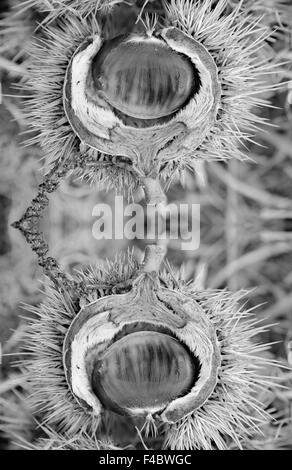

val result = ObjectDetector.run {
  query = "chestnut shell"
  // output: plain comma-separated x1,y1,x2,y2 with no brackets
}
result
91,330,197,414
92,36,199,120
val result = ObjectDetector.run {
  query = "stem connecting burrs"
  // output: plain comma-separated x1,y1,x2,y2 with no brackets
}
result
12,158,170,296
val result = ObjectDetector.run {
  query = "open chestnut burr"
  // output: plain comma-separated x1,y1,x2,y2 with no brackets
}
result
63,246,220,424
63,26,221,180
7,0,286,450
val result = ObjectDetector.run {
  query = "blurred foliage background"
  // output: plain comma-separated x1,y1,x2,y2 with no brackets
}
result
0,0,291,449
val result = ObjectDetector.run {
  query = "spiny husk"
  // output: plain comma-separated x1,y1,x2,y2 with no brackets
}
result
231,420,292,450
12,0,292,27
19,254,284,449
228,0,292,28
12,0,123,20
0,0,34,61
19,12,141,194
63,27,220,182
4,0,288,192
0,390,34,449
20,427,119,450
163,0,288,166
162,286,284,450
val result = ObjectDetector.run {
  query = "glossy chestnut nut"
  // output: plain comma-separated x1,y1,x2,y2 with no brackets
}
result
91,35,198,120
91,330,196,414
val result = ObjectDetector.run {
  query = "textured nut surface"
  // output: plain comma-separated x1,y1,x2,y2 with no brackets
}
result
91,330,196,414
92,35,197,120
